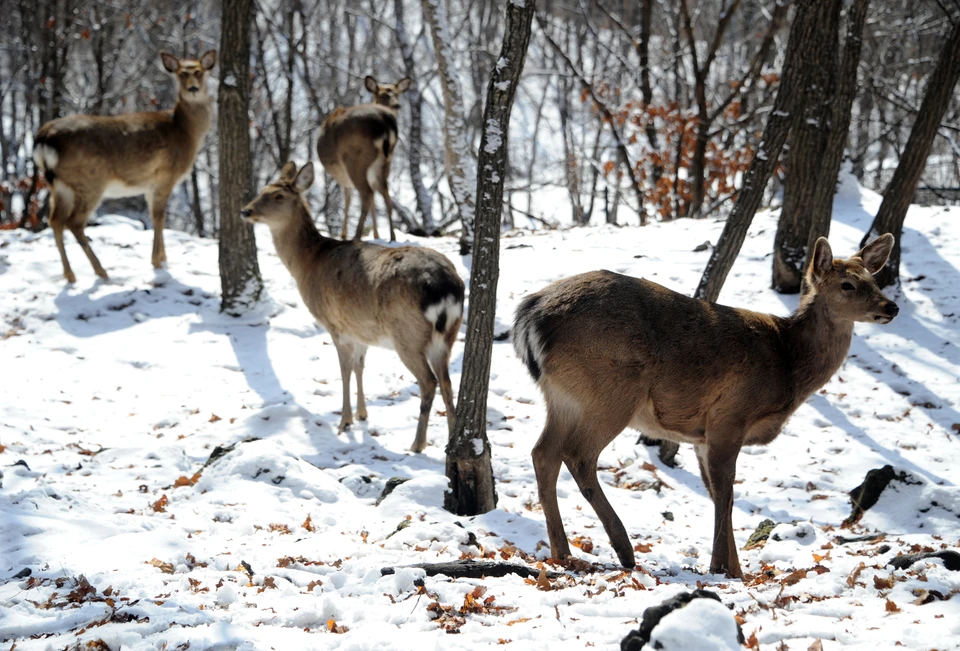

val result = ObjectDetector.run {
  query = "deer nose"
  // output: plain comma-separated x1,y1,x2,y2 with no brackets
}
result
240,208,253,219
884,302,899,317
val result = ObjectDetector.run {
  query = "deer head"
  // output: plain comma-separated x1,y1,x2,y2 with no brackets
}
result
364,76,412,110
161,50,217,103
241,161,314,227
807,233,899,324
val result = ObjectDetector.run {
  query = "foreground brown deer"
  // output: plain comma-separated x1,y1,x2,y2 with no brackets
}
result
513,234,899,578
242,162,463,453
32,50,216,282
317,76,412,242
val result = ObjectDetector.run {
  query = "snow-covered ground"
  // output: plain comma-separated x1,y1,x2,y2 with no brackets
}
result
1,179,958,650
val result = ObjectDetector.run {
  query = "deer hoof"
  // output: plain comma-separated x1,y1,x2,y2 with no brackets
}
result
337,418,353,433
64,270,76,283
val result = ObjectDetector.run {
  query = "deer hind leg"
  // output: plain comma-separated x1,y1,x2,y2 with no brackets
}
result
67,190,107,281
69,222,108,280
397,346,438,453
333,337,357,433
353,344,369,422
375,158,396,242
532,416,572,561
566,447,635,568
49,187,75,283
149,189,171,268
701,440,742,578
340,188,352,240
427,333,457,434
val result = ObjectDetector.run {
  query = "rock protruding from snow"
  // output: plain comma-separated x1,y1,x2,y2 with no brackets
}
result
889,549,960,572
620,589,743,651
846,465,914,525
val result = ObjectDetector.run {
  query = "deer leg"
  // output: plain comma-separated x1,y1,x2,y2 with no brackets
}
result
333,338,356,433
703,441,742,578
49,192,75,283
566,452,635,568
340,188,351,240
352,186,376,240
378,185,396,242
148,190,171,268
398,348,437,453
353,344,368,422
426,338,457,434
695,444,715,501
532,421,571,561
69,224,108,280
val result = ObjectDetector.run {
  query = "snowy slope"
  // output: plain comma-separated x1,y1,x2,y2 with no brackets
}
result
1,181,959,650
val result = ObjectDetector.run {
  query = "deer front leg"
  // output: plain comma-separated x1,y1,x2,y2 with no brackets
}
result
149,189,171,268
333,338,356,432
353,344,368,422
702,440,742,578
52,220,75,283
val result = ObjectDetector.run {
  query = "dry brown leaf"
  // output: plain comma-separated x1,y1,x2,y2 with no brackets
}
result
536,568,552,591
745,629,760,650
874,574,895,590
209,414,222,423
151,494,169,513
807,640,824,651
506,617,531,626
846,562,866,588
302,515,316,532
634,542,653,554
147,558,174,574
885,598,900,613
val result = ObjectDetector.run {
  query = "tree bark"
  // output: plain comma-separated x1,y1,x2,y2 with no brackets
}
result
800,0,871,290
695,0,821,303
394,0,435,234
422,0,477,254
218,0,264,314
862,14,960,288
772,0,840,293
445,0,535,517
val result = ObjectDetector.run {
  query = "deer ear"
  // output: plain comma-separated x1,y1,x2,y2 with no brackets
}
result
160,52,179,73
364,76,378,93
293,162,315,193
856,233,894,275
396,77,412,93
278,161,298,182
810,237,834,282
200,50,218,71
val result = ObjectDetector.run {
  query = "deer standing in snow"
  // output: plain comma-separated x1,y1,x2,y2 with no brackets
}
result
513,235,899,578
242,162,463,453
317,76,412,242
32,50,216,282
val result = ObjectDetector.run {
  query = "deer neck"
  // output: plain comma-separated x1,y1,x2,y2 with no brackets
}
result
782,292,854,404
173,96,212,143
269,203,329,283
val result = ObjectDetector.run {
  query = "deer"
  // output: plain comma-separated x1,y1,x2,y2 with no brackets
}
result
241,161,464,453
32,50,217,283
317,76,412,243
513,234,899,578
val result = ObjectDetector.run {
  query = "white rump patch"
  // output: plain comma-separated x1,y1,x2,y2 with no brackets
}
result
423,295,462,331
512,305,546,381
33,144,58,172
366,151,385,190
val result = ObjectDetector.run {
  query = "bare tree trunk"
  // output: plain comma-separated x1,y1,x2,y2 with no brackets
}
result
394,0,434,233
446,0,535,517
218,0,263,314
422,0,477,254
695,0,822,303
558,73,583,225
863,15,960,288
800,0,871,289
772,0,840,293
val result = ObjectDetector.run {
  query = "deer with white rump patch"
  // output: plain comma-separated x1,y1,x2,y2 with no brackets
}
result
317,76,412,242
33,50,217,282
242,162,464,453
513,234,899,577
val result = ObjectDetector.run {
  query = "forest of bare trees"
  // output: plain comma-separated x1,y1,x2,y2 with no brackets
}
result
1,0,958,291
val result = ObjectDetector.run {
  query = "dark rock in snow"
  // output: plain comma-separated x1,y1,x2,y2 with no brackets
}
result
889,550,960,572
12,567,31,579
845,465,915,525
744,519,778,549
620,589,744,651
376,476,411,506
201,437,261,471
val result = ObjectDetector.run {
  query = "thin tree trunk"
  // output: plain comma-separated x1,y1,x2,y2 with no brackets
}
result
394,0,434,233
772,0,840,293
800,0,871,290
218,0,263,314
446,0,535,517
422,0,477,254
862,15,960,288
695,0,822,303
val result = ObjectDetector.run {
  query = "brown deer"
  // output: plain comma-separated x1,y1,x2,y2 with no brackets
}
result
513,234,898,578
241,161,463,453
317,76,412,242
32,50,217,282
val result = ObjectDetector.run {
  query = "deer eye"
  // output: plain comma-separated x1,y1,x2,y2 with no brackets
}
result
274,193,284,201
841,282,855,291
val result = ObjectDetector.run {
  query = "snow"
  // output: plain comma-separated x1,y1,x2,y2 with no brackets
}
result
1,177,959,649
648,597,742,651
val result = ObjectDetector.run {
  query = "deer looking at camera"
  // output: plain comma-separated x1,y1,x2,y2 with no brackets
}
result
514,235,899,578
32,50,217,282
33,50,217,283
242,162,464,453
317,76,412,242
